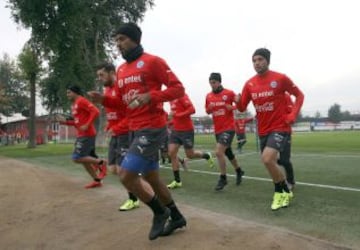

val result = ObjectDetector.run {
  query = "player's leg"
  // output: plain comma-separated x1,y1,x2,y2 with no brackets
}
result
71,137,105,188
144,168,186,237
167,142,182,189
260,133,292,210
225,147,245,185
278,134,295,190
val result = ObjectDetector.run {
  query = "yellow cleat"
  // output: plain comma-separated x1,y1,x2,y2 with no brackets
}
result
167,180,182,189
271,192,285,211
206,152,215,168
282,192,292,208
119,199,140,211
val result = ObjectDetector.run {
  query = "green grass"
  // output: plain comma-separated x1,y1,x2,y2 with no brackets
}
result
1,131,359,248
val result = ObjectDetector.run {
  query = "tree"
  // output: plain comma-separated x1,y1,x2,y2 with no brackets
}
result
18,45,41,148
328,103,342,123
8,0,154,112
0,54,29,116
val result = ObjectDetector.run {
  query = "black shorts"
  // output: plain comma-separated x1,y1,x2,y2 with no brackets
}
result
215,130,235,148
108,134,129,165
72,136,96,160
259,132,290,153
169,130,194,149
128,127,167,162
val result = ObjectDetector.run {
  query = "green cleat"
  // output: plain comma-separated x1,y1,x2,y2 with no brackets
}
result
167,180,182,189
282,192,292,208
118,199,140,211
206,152,215,168
271,192,285,211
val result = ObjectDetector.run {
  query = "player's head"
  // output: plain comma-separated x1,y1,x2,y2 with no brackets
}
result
96,62,116,87
113,22,142,59
66,85,82,101
252,48,271,74
209,72,223,93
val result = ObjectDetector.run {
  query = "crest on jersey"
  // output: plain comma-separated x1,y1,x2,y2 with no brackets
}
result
137,60,145,68
222,95,228,101
270,81,278,88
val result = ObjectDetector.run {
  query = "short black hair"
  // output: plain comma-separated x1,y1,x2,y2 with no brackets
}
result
96,62,116,72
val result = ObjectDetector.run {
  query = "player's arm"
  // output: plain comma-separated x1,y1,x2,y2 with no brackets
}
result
205,95,214,114
149,57,185,103
236,85,251,112
174,96,196,118
83,99,100,126
283,76,304,123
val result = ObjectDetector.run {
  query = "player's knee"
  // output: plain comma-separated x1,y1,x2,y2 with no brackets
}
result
225,148,235,161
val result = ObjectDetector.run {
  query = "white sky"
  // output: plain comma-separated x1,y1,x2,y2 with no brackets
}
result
1,0,360,117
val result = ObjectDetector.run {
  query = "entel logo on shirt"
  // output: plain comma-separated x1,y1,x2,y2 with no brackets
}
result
118,74,142,88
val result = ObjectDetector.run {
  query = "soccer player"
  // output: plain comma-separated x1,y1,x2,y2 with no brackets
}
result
95,62,140,211
236,48,304,210
167,93,215,189
88,23,186,240
234,111,253,153
60,85,107,188
205,72,245,191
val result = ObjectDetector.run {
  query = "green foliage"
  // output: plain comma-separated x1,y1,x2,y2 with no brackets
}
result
328,103,342,123
7,0,154,112
0,54,29,116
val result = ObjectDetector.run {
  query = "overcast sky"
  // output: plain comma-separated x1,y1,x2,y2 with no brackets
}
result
1,0,360,117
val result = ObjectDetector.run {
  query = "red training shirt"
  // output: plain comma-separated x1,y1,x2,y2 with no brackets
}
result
103,52,185,130
234,117,253,134
170,94,195,131
103,84,128,135
62,96,99,137
205,88,236,134
237,70,304,136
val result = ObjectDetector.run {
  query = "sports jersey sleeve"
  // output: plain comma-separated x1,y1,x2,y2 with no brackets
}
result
205,94,213,114
149,57,185,103
236,84,251,112
81,98,100,126
283,75,304,123
174,96,195,118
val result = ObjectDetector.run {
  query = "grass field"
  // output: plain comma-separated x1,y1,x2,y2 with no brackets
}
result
1,131,359,248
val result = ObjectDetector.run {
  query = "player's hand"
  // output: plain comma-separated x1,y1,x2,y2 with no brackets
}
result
87,91,104,103
234,93,241,103
128,93,151,108
79,124,89,131
225,104,233,110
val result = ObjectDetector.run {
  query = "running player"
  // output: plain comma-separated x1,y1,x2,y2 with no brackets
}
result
59,85,107,188
88,23,186,240
167,93,215,189
234,111,253,153
96,62,140,211
205,72,245,191
236,48,304,210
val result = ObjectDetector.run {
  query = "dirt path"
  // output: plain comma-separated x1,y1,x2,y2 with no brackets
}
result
0,158,352,250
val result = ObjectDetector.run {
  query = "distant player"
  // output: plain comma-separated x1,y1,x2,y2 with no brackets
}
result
205,72,245,191
236,48,304,210
167,93,215,189
59,85,107,188
234,111,253,153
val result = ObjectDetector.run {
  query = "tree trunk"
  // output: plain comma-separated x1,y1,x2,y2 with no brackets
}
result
27,76,36,148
